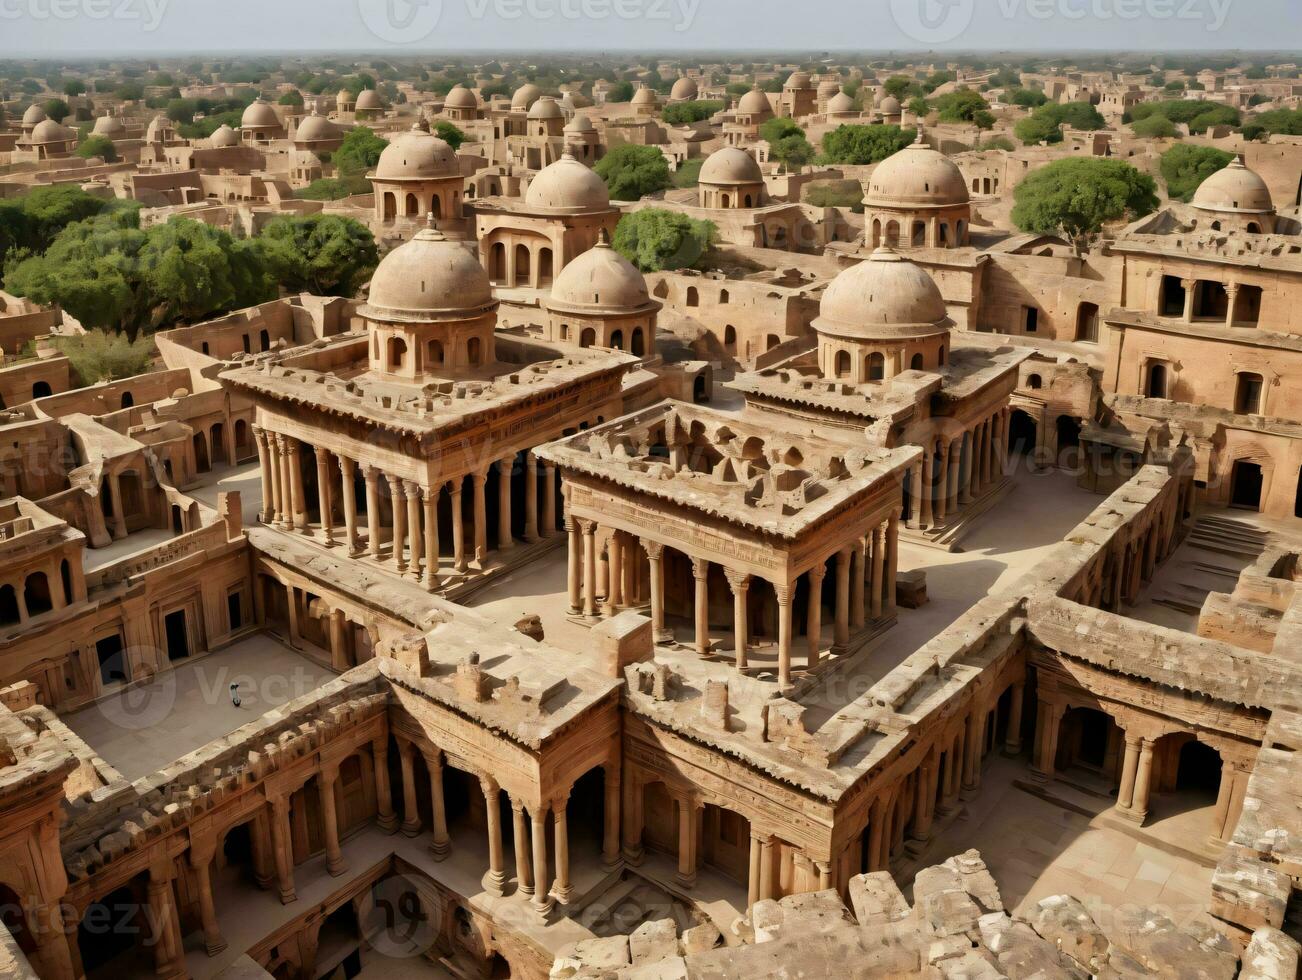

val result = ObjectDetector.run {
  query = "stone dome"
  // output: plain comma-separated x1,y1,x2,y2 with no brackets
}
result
145,115,172,141
700,147,763,186
366,226,495,318
1192,159,1274,214
814,248,951,340
878,95,902,114
827,91,855,114
784,72,812,90
818,79,842,98
22,104,47,126
670,77,699,101
295,112,339,142
241,100,280,128
864,136,969,208
92,114,125,137
29,119,72,144
444,85,478,109
209,124,240,147
631,87,659,106
736,88,773,116
336,88,353,106
547,238,655,313
354,89,385,110
511,83,542,110
373,126,458,180
524,153,610,212
527,96,564,119
564,114,595,134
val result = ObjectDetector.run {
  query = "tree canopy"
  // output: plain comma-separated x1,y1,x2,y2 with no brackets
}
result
257,214,377,297
661,100,723,125
1159,144,1234,202
612,208,714,272
1011,158,1158,252
332,126,389,194
1130,115,1178,139
1014,101,1107,145
48,330,156,387
820,124,916,165
933,89,994,128
42,98,71,122
433,120,467,149
75,134,117,162
0,185,137,262
1129,99,1240,135
594,144,671,201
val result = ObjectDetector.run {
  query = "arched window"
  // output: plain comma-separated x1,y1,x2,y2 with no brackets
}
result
867,352,885,381
120,391,133,409
724,324,737,352
1146,362,1168,399
910,353,924,370
427,339,444,367
430,195,442,219
23,572,52,616
489,242,507,283
259,328,270,351
1076,302,1100,343
466,337,482,365
743,194,752,207
834,350,851,378
610,329,624,351
404,192,418,216
514,244,531,286
719,289,729,304
579,327,596,348
1235,372,1264,415
1027,373,1042,390
31,381,51,399
631,328,645,357
721,192,731,208
685,286,699,307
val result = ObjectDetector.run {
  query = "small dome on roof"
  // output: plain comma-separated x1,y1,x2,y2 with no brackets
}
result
354,89,385,110
29,119,72,144
815,248,951,341
631,87,659,106
699,146,763,186
146,114,172,141
1192,158,1274,214
336,88,354,106
366,225,495,317
878,95,902,114
736,87,773,116
92,114,126,137
827,91,855,113
524,153,610,212
22,104,47,126
373,126,458,180
295,112,340,142
670,77,699,101
511,83,542,110
209,124,240,147
564,114,595,134
818,79,842,98
444,85,478,108
241,99,280,128
863,134,969,208
527,95,564,119
548,237,656,313
784,71,812,90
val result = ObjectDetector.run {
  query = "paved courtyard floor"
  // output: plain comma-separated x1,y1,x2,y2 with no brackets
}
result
63,633,335,781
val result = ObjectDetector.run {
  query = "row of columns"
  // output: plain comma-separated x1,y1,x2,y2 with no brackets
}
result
907,409,1010,532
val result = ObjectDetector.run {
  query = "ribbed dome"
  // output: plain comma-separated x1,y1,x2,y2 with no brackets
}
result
631,87,659,106
366,227,495,317
814,248,951,340
864,136,969,208
1192,159,1274,214
444,85,478,108
547,239,655,313
92,114,125,137
527,95,564,119
241,100,280,128
354,89,384,110
511,83,542,110
524,154,610,212
373,126,458,180
670,77,698,101
818,80,842,98
22,104,47,126
209,124,240,147
295,113,339,142
878,95,902,114
29,119,72,144
700,147,763,185
736,88,773,116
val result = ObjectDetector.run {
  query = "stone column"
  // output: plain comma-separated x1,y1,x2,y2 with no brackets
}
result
107,471,128,539
1032,700,1063,782
314,447,335,545
253,427,273,523
523,453,539,542
948,439,963,512
807,564,825,666
191,853,227,956
1116,733,1141,812
747,830,765,909
276,437,293,529
961,710,981,796
265,435,283,525
645,541,671,642
852,539,867,629
912,758,935,842
692,557,710,655
982,418,995,486
363,466,382,559
449,480,467,572
1224,283,1240,327
605,532,623,616
870,523,885,620
339,456,359,554
481,776,507,896
511,798,533,896
967,427,981,499
1181,278,1197,321
372,737,397,833
675,795,698,888
424,749,450,859
759,836,775,899
530,802,553,918
907,461,923,529
403,481,422,579
422,485,439,590
603,765,622,870
885,512,900,615
935,441,950,524
581,520,599,619
146,863,185,977
552,794,571,904
542,463,558,536
269,795,296,903
776,584,794,688
566,520,582,614
496,457,514,551
833,548,851,650
920,449,934,528
398,740,421,836
288,439,307,530
319,765,347,876
385,476,405,572
1004,681,1024,755
622,773,645,865
727,571,750,669
1130,737,1155,824
472,469,489,565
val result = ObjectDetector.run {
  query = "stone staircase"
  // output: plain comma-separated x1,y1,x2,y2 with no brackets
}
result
1149,516,1267,615
1185,515,1270,559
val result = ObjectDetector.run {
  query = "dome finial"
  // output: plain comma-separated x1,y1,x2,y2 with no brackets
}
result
597,228,611,247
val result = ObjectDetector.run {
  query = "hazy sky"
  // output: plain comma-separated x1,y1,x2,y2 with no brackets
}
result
0,0,1297,56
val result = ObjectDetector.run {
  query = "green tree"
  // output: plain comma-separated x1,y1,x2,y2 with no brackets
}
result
1011,158,1158,253
256,214,377,297
277,89,304,106
594,144,670,201
1242,107,1302,140
48,330,156,386
1159,144,1234,202
433,120,466,149
934,89,992,126
802,179,864,213
1014,101,1106,145
1008,87,1048,108
333,126,389,189
820,124,916,165
76,134,117,162
884,75,919,100
293,178,356,201
758,117,802,144
606,80,635,103
670,158,704,189
0,185,129,258
62,79,86,97
43,98,71,122
114,81,145,101
770,132,814,172
661,100,723,125
1130,115,1177,139
612,208,714,272
1130,99,1239,135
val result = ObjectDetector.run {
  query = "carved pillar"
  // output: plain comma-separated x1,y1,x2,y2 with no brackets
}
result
523,452,539,542
314,446,335,545
266,434,284,525
146,863,184,978
948,439,963,512
481,776,507,896
450,479,467,572
542,462,557,536
870,522,885,620
833,548,851,650
404,481,422,580
885,511,900,615
424,749,450,859
1181,277,1197,322
919,448,933,528
496,456,514,551
759,835,775,899
776,583,793,688
907,461,923,529
692,557,709,655
288,438,307,530
276,437,293,529
472,469,489,565
605,531,623,616
269,795,296,903
1130,737,1155,824
398,740,421,836
806,564,825,667
747,830,764,909
602,764,622,870
675,795,699,888
363,466,382,559
511,797,533,895
253,426,273,523
961,709,981,796
388,475,407,573
727,570,750,669
552,794,571,904
530,801,553,918
935,441,950,523
852,538,867,629
339,456,359,554
191,853,226,956
645,541,671,642
1032,700,1064,782
372,737,397,833
580,519,598,619
622,773,644,864
1116,732,1141,812
422,485,439,590
319,765,347,876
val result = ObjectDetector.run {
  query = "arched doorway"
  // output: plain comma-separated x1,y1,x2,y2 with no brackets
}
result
1229,461,1263,511
1009,410,1037,457
1075,303,1099,342
1056,416,1082,469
